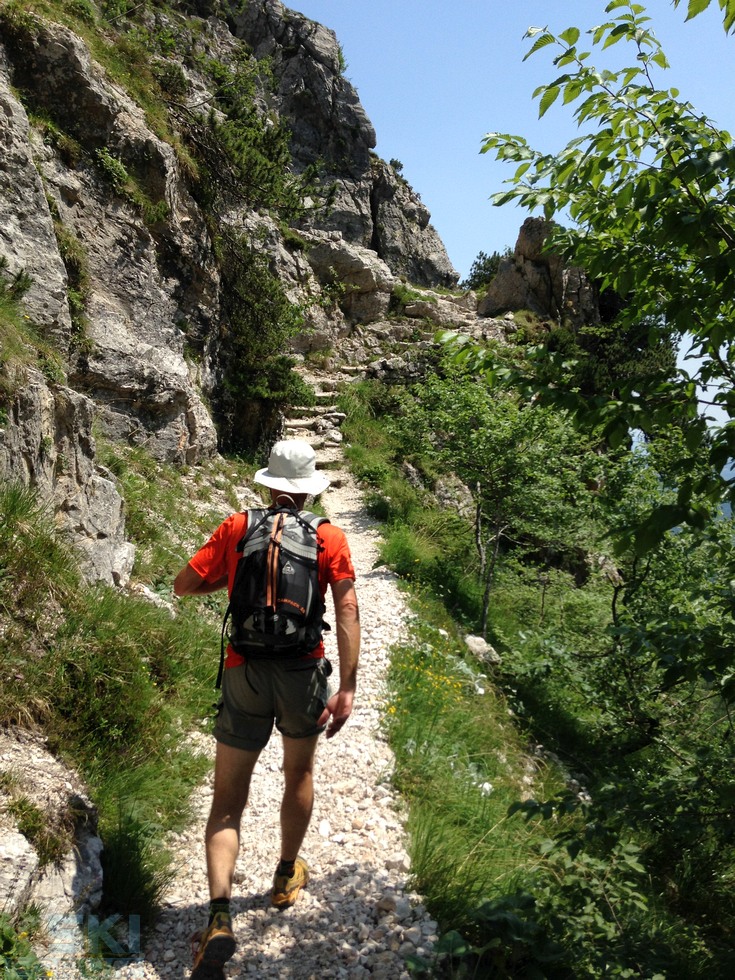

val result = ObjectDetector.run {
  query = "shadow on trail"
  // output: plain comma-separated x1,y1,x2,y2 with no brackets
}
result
142,862,416,979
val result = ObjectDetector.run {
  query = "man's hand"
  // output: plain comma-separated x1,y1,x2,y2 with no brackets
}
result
318,690,354,739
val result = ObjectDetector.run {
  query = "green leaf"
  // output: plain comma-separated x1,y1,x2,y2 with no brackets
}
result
559,27,581,45
524,32,556,61
563,80,584,104
538,85,561,118
436,930,472,956
604,22,629,45
686,0,712,20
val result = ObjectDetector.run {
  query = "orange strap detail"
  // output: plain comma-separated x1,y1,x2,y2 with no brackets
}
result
266,513,285,610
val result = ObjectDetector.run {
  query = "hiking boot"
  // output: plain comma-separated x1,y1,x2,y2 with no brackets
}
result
271,856,309,909
190,911,236,979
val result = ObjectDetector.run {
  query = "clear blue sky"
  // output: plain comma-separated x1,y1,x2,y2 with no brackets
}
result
290,0,735,281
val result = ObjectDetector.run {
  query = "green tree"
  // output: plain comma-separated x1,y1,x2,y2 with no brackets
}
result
458,0,735,546
460,247,511,291
437,3,735,967
213,231,311,453
390,361,600,634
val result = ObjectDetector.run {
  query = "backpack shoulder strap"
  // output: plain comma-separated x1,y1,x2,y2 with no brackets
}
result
236,508,271,551
299,511,331,531
218,509,268,689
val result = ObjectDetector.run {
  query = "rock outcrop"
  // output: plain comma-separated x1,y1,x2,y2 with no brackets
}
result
478,217,599,328
0,71,71,343
230,0,458,287
0,369,135,584
0,728,103,923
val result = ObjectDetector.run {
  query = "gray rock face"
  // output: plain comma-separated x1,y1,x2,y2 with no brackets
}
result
0,727,103,919
0,72,71,342
232,0,458,286
232,0,376,178
0,369,135,585
0,828,38,919
479,217,599,328
371,160,458,288
0,1,464,585
9,19,221,466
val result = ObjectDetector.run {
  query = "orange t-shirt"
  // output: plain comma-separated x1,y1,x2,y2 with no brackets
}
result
188,510,356,668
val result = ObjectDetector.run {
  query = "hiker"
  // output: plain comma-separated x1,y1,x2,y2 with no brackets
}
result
173,439,360,979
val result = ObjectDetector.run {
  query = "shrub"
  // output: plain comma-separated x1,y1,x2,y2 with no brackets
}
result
100,808,175,931
0,913,46,980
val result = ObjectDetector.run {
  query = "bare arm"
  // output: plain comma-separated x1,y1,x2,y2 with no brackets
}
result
173,563,228,596
319,578,360,739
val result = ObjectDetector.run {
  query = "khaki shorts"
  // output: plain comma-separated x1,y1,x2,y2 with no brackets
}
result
214,658,332,751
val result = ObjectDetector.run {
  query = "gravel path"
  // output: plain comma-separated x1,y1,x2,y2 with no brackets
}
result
113,460,438,979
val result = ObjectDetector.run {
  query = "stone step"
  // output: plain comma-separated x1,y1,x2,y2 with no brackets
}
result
337,365,367,376
284,431,343,458
290,404,340,417
284,417,345,433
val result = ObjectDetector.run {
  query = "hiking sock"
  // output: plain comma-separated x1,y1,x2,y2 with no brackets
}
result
277,859,296,878
208,897,231,926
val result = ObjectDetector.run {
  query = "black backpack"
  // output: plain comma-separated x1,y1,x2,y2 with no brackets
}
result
217,506,330,686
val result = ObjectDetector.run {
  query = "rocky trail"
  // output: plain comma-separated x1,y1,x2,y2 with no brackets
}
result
106,370,438,980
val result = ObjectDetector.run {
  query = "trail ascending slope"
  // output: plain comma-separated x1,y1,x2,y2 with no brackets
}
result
114,390,438,980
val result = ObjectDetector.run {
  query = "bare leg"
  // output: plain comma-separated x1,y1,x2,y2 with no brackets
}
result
279,735,319,861
205,742,261,899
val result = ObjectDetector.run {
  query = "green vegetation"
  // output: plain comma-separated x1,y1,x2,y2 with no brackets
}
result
477,0,735,541
6,794,70,868
51,219,92,353
0,912,46,980
338,349,735,974
94,440,252,584
386,614,564,933
213,233,316,451
391,282,436,311
0,468,231,937
460,248,512,293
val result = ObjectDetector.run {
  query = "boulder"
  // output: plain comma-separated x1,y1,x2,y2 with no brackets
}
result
479,217,599,328
305,232,395,323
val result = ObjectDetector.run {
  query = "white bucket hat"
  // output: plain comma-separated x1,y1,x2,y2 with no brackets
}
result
254,439,331,496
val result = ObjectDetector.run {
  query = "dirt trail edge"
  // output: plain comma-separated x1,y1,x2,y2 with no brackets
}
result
115,456,439,980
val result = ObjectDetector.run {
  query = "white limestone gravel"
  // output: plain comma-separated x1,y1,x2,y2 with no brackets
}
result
110,466,438,980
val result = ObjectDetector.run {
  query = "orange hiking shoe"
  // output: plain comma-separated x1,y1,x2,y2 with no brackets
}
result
191,910,236,979
271,856,309,909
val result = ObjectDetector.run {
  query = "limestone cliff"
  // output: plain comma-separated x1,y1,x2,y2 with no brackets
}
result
0,0,458,584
